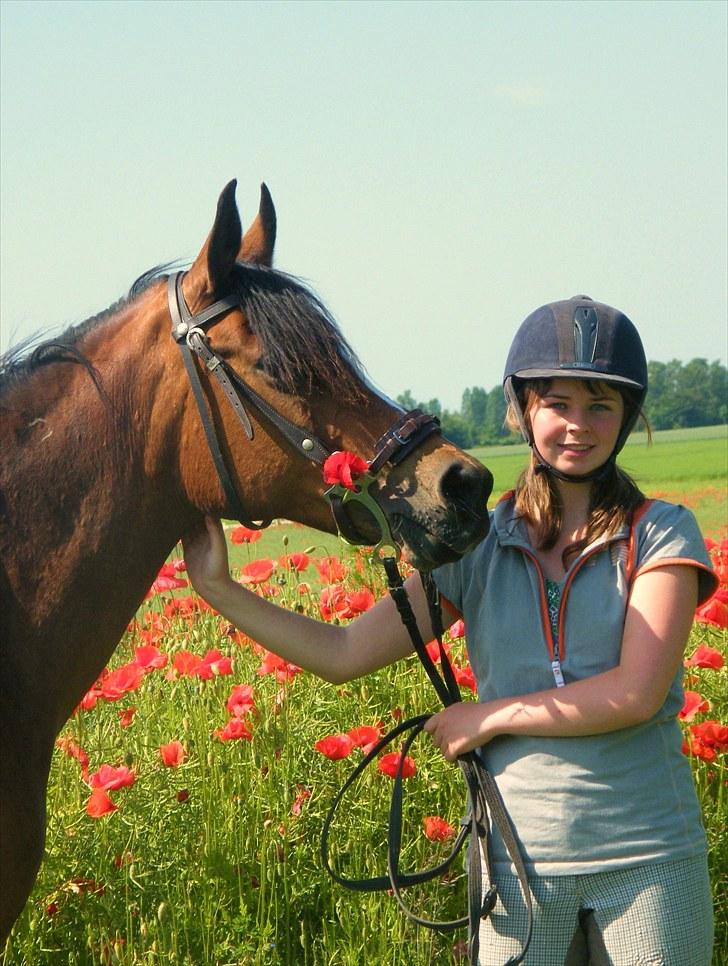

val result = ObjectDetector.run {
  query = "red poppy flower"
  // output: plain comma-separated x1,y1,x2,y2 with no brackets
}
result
314,734,355,760
118,707,137,729
378,752,416,779
239,559,275,585
323,451,369,491
425,639,452,664
291,784,311,816
147,574,188,595
157,562,179,579
684,643,725,670
56,737,90,781
159,741,187,768
318,584,347,621
683,719,728,762
257,651,302,681
315,556,348,583
168,650,203,678
346,589,376,615
452,663,477,694
214,719,253,742
99,662,145,701
227,683,256,718
194,648,233,680
88,764,136,791
134,644,168,671
230,525,264,544
163,596,203,619
347,725,381,750
319,585,375,621
279,552,310,572
86,788,118,818
678,690,711,721
422,815,456,842
176,788,190,803
713,558,728,587
448,619,465,639
692,719,728,751
695,596,728,628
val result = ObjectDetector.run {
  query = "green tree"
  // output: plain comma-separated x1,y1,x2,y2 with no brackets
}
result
461,387,489,445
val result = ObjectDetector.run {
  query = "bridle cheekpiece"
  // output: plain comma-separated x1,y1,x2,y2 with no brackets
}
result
168,270,440,555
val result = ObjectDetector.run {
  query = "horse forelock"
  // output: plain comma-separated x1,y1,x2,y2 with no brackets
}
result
231,263,369,406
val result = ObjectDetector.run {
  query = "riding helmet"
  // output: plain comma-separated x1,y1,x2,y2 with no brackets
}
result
503,295,648,479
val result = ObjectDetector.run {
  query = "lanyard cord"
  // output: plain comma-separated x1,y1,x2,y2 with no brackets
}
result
320,558,533,965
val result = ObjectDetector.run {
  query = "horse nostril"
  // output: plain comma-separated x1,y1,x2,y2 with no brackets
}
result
439,461,493,518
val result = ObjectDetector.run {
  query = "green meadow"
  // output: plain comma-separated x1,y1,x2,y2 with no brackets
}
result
2,427,726,966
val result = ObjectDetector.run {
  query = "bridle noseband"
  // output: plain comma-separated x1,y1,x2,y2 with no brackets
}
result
168,271,440,553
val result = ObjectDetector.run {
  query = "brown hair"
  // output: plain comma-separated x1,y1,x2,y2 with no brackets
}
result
505,378,650,566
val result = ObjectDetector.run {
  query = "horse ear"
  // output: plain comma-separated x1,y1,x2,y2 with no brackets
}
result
239,183,277,266
184,180,242,308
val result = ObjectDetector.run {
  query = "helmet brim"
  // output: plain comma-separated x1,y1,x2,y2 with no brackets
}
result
510,367,645,390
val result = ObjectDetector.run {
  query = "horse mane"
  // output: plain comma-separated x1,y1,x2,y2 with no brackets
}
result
0,263,369,405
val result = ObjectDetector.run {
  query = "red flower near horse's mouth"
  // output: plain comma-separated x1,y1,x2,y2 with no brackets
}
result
323,451,369,491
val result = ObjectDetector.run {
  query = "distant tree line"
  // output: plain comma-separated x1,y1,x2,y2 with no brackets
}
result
397,358,728,449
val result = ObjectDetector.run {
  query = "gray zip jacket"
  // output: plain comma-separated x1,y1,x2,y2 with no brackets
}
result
433,496,717,873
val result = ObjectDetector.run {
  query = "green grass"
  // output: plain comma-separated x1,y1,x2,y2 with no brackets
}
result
3,426,726,965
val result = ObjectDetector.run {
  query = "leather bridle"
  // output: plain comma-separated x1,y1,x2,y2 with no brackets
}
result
168,269,532,963
168,270,440,553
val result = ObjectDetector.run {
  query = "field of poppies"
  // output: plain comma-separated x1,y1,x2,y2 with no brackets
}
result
3,501,727,965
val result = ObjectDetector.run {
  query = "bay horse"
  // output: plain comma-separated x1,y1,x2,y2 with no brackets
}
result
0,181,493,939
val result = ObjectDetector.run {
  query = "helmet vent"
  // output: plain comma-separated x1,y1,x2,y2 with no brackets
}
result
573,306,599,365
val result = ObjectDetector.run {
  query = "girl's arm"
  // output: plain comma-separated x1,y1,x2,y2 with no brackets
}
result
182,516,439,684
425,565,698,761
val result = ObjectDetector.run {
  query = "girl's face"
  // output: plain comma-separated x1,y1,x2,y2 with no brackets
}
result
528,378,625,477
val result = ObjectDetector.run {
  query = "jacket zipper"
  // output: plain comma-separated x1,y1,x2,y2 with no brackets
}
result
520,542,612,689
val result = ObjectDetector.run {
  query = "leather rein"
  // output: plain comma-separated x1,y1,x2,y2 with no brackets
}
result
169,270,532,964
168,270,439,547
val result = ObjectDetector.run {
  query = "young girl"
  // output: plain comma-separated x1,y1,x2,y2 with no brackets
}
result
183,296,717,965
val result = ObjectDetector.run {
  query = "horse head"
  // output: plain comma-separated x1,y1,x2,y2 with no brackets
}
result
172,180,493,570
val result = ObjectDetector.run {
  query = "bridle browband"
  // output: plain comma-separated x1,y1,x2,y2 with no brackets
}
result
168,270,440,551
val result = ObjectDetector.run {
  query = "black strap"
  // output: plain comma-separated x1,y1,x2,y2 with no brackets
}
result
321,561,533,965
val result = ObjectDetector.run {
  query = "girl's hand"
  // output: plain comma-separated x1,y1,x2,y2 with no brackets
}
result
182,516,233,599
423,703,493,762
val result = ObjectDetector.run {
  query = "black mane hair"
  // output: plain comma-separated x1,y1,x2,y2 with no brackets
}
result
0,263,369,405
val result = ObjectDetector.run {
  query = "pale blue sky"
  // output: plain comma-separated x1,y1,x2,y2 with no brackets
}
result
1,0,726,410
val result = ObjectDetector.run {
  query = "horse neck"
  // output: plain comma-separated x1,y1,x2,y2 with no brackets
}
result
1,290,196,679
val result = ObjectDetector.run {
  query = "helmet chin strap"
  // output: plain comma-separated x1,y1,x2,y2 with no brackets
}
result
531,443,616,484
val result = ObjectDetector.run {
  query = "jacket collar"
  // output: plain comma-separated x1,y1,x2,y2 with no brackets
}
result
492,492,632,553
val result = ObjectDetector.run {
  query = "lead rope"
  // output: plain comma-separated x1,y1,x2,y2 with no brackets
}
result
321,557,533,965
